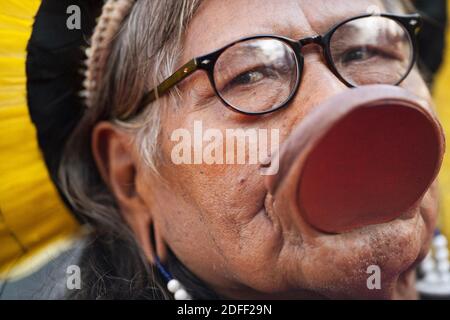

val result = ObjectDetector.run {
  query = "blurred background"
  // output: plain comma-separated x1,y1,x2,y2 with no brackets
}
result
0,0,449,299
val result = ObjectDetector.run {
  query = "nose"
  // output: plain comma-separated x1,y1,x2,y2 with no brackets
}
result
293,44,349,116
265,85,445,234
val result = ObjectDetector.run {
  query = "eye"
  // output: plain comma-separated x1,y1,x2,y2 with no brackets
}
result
229,69,265,87
340,46,398,65
341,47,375,64
220,65,281,93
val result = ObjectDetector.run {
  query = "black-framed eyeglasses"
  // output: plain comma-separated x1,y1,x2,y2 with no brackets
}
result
121,13,422,119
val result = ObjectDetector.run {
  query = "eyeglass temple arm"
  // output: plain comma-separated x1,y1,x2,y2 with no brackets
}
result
120,58,199,119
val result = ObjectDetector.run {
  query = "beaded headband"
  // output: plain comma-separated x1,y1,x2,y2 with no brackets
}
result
82,0,136,108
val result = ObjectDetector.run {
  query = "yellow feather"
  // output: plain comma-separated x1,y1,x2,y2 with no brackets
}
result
0,0,80,281
434,1,450,240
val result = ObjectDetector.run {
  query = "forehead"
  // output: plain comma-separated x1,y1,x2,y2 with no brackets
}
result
183,0,386,59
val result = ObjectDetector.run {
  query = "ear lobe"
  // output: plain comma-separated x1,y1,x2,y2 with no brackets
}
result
155,225,168,262
91,121,161,263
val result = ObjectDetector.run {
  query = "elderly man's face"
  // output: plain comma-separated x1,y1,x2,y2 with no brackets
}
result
138,0,439,299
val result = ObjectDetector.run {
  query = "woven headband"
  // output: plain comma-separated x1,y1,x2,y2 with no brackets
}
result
83,0,136,108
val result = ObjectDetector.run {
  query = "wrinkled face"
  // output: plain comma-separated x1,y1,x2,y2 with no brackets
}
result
134,0,439,299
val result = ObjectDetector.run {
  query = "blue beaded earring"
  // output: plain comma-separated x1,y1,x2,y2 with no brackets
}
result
155,257,192,300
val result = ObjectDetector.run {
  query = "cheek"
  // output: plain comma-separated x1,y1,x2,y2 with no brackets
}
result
401,69,433,105
156,111,289,281
158,110,279,226
159,147,268,228
418,181,440,255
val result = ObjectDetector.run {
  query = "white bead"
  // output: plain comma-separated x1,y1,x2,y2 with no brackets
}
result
174,289,190,300
437,261,450,273
83,79,90,88
421,259,435,272
78,90,89,98
435,248,449,261
425,272,439,283
433,234,448,248
167,279,182,293
441,273,450,283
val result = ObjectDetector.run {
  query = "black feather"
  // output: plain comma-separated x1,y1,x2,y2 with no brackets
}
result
26,0,102,217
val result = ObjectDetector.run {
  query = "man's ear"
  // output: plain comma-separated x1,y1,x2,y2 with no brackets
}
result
91,121,165,263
